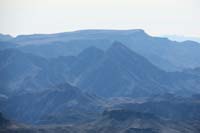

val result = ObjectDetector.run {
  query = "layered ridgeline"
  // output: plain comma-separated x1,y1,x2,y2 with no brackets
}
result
1,95,200,133
1,42,200,97
1,29,200,71
1,32,200,132
0,83,104,124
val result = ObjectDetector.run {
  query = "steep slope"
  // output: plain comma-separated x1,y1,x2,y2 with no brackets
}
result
73,42,169,97
0,49,46,94
67,46,104,83
0,49,72,95
65,42,200,97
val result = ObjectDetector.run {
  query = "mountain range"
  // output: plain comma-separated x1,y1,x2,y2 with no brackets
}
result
1,29,200,71
1,29,200,133
1,41,200,98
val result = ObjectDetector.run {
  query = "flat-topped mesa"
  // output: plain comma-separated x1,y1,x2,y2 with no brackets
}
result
13,29,149,41
125,29,148,36
73,29,146,34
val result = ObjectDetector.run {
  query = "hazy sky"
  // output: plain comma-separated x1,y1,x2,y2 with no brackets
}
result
0,0,199,37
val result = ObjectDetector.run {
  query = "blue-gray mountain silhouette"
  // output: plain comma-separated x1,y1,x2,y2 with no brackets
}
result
2,29,200,71
1,42,200,97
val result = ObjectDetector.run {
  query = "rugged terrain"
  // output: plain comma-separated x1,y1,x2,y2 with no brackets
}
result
1,30,200,132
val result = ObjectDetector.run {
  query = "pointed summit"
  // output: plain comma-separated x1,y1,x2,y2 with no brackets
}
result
110,41,128,49
107,41,132,55
78,46,104,58
106,41,145,63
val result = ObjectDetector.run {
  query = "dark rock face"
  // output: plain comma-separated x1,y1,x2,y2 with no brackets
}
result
1,83,104,125
113,95,200,121
0,112,10,128
81,108,200,133
125,128,159,133
103,109,157,121
1,101,200,133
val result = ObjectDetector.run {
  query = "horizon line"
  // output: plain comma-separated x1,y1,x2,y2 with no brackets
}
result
0,28,200,39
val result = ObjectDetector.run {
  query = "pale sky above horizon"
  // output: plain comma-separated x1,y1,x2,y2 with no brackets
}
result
0,0,199,37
